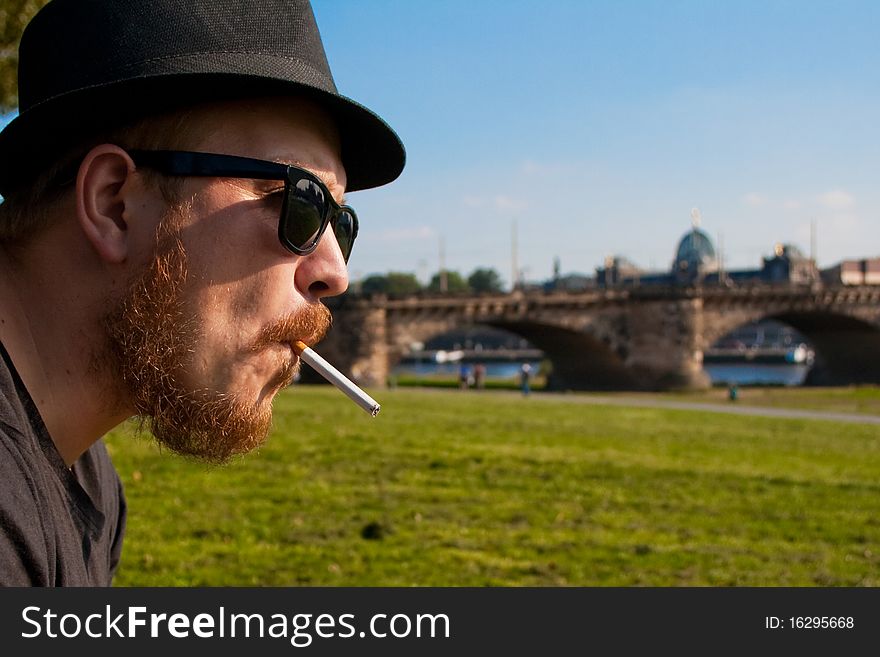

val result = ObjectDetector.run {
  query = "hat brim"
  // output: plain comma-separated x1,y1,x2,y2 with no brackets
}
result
0,72,405,195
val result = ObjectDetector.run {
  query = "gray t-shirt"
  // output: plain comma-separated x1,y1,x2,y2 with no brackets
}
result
0,342,126,586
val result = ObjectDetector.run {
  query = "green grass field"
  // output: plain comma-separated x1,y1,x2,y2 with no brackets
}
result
635,385,880,416
106,386,880,586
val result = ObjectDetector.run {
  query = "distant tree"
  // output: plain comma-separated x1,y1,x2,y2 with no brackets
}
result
467,267,504,293
360,272,422,296
384,272,423,296
0,1,51,112
359,274,387,295
428,270,470,293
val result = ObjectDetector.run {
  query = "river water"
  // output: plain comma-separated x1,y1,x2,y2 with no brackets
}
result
393,361,543,379
393,361,811,386
702,363,810,386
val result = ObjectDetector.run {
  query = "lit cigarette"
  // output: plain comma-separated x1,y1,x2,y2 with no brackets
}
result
293,341,380,417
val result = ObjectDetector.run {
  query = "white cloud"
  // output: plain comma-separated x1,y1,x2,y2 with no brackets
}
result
782,199,801,210
520,159,545,175
818,189,855,210
743,192,767,207
518,159,576,177
494,195,526,211
461,194,527,212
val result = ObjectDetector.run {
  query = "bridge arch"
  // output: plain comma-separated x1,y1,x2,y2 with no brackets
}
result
703,308,880,386
773,311,880,385
387,318,638,390
481,320,638,390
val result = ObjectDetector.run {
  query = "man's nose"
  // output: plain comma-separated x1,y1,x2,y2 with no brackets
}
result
294,229,350,300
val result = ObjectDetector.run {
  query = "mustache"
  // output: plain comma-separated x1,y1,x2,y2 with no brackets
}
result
251,302,332,352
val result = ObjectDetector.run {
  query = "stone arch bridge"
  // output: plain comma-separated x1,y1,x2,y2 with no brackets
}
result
314,285,880,390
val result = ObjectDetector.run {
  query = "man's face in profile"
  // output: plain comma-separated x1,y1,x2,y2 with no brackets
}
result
103,98,350,462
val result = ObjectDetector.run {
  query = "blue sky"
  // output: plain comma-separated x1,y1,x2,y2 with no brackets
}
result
314,0,880,286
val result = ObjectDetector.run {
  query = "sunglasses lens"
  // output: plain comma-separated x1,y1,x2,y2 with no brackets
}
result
284,178,325,249
333,210,356,262
280,175,357,262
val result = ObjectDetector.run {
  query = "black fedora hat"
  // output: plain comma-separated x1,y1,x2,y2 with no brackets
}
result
0,0,405,195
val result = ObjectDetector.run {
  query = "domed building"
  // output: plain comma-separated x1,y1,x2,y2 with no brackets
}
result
592,213,818,289
673,227,719,284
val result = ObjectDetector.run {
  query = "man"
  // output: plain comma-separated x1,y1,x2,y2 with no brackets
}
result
0,0,404,585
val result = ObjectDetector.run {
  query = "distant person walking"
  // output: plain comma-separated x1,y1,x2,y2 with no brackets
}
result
459,363,473,390
473,363,486,390
520,363,532,396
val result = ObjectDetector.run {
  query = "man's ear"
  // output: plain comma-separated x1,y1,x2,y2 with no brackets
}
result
75,144,138,264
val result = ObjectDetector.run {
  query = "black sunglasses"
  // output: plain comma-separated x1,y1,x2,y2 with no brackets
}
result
128,150,358,262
